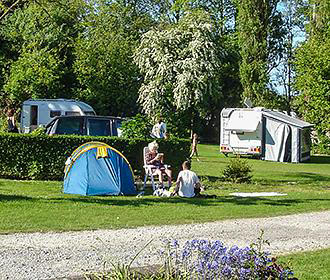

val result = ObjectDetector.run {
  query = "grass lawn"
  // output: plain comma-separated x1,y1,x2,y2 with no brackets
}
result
279,248,330,280
0,144,329,233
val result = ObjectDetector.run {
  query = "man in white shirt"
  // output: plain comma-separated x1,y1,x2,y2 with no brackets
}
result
173,161,202,198
151,118,167,138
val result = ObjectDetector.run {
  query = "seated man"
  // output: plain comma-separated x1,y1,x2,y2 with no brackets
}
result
145,141,172,189
173,161,202,198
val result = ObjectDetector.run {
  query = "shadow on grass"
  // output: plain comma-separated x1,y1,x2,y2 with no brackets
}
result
309,156,330,164
0,194,35,202
286,172,330,181
41,195,330,209
200,175,222,182
254,172,330,185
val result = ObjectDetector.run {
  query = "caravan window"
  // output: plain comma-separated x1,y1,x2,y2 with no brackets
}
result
84,111,95,116
65,111,81,116
50,110,61,118
231,131,244,135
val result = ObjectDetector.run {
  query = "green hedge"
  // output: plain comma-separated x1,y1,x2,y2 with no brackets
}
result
0,133,190,181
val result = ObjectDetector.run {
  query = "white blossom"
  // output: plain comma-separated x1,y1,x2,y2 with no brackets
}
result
134,11,223,115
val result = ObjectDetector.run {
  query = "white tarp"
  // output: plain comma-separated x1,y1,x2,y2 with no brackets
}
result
225,111,261,132
265,118,290,162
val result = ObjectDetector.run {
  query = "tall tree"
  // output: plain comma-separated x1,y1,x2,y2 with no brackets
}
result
0,0,83,109
293,0,330,148
73,0,153,116
271,0,308,112
237,0,284,107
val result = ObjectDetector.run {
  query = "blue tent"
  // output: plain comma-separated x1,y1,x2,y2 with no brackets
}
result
64,142,136,196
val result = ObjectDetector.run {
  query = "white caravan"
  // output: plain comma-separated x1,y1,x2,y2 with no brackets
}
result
20,99,96,133
220,107,313,163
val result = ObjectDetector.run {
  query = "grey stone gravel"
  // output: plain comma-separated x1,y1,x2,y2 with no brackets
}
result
0,211,329,280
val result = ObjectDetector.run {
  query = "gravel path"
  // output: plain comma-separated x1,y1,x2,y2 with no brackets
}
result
0,211,329,280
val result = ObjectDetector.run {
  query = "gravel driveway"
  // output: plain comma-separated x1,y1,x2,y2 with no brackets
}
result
0,211,329,280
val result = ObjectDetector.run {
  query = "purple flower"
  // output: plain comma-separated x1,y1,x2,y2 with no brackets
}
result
221,264,233,277
239,267,251,279
158,238,294,279
172,239,179,248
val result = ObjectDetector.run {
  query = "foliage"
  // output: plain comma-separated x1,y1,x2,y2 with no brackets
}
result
271,0,308,111
121,114,152,139
73,0,153,116
30,127,46,136
134,9,223,132
222,157,252,183
293,0,330,149
3,48,64,102
0,133,190,180
0,115,7,132
0,0,81,108
312,139,330,155
237,0,284,108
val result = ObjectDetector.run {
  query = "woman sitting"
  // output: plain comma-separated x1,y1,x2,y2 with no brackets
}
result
145,141,172,189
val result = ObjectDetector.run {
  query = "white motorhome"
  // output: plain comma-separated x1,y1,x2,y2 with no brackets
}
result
20,99,96,133
220,107,313,163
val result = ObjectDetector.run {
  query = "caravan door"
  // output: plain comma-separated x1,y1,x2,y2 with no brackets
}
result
38,103,51,127
264,118,291,162
20,104,38,133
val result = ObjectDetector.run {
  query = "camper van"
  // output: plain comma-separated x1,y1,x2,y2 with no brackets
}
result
220,107,313,163
20,99,96,133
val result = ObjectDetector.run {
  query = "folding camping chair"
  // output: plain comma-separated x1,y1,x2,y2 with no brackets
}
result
143,146,158,191
143,146,172,192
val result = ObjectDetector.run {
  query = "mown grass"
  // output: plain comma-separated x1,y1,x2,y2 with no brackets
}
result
0,144,329,233
279,248,330,280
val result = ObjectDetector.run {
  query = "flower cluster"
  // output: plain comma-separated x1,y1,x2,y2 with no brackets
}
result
160,239,295,280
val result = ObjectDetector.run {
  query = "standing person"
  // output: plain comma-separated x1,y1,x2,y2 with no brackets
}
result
173,161,202,198
189,133,200,161
7,109,18,133
145,141,172,189
151,117,167,138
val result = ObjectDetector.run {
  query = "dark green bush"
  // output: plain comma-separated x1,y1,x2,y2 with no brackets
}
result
0,133,190,180
223,157,252,183
312,137,330,155
121,114,152,139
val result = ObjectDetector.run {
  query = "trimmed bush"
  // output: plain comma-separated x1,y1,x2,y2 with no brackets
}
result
223,157,252,183
0,133,190,180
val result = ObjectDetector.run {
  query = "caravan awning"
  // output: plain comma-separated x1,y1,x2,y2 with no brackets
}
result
225,111,261,132
263,111,314,128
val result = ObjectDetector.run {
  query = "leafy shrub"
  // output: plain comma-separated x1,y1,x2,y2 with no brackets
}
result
223,157,252,183
0,133,190,180
312,136,330,155
0,116,7,133
30,127,46,136
121,114,152,139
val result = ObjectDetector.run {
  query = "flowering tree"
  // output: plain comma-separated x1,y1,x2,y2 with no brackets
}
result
134,10,223,133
